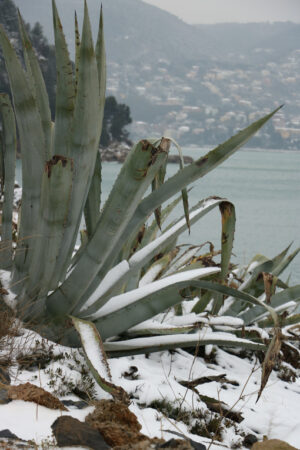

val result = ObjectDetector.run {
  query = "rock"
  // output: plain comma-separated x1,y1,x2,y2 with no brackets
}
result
86,399,147,447
0,387,10,405
159,438,194,449
51,416,110,449
0,367,10,385
0,429,32,449
243,433,258,447
7,383,67,411
61,399,89,409
251,439,298,450
163,430,206,449
0,429,23,440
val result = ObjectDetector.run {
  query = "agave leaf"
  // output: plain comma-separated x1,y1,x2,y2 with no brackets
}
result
0,95,16,269
240,284,300,325
0,134,3,188
18,11,52,160
168,138,191,232
120,191,184,265
104,332,265,358
101,108,281,289
52,0,75,157
91,276,279,340
192,291,214,314
79,197,226,316
71,316,129,403
125,324,198,337
81,5,105,240
50,1,102,286
47,139,170,317
92,268,222,340
95,4,106,132
153,160,167,228
125,315,244,338
258,312,300,328
272,247,300,277
0,23,45,285
84,151,102,238
23,156,73,305
219,201,235,280
164,244,206,276
223,244,294,317
138,247,179,287
257,327,282,402
74,11,81,91
212,201,236,314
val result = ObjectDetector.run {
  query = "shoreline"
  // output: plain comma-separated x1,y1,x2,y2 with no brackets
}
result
100,141,194,164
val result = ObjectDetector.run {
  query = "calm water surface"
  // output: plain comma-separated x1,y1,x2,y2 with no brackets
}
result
16,148,300,283
101,148,300,284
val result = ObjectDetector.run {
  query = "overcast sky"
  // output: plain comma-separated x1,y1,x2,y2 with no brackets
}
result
140,0,300,24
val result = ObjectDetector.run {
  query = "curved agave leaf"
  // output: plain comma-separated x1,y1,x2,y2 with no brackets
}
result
0,95,16,269
152,159,167,229
18,11,52,160
23,156,73,303
82,5,106,240
84,151,102,238
92,267,221,339
0,23,45,286
95,5,106,131
47,139,170,317
72,110,280,316
273,247,300,278
258,313,300,328
92,108,281,299
92,276,278,341
240,284,300,325
223,244,294,316
123,108,281,248
50,1,102,286
119,191,184,266
74,11,81,91
79,197,226,316
212,201,236,314
71,316,129,402
167,137,190,231
138,247,179,287
51,0,75,157
103,332,265,358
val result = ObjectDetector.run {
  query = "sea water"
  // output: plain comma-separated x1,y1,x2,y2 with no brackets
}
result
100,147,300,284
15,147,300,284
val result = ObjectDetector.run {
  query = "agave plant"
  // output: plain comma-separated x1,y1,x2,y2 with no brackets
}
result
1,0,297,399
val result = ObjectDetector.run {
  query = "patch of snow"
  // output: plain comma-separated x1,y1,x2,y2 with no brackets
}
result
93,267,220,318
0,400,94,444
0,269,17,308
139,261,165,287
80,260,130,311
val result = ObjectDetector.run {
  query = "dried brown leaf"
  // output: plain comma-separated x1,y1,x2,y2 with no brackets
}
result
257,327,282,402
7,382,67,410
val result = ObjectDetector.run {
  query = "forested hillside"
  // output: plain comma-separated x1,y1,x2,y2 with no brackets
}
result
0,0,132,146
13,0,300,149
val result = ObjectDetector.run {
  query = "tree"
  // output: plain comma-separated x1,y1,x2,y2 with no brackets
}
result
0,0,56,117
100,96,132,147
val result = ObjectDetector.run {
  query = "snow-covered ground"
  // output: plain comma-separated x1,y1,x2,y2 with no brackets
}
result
0,325,299,449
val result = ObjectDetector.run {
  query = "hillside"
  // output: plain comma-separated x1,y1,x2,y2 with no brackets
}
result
12,0,300,149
